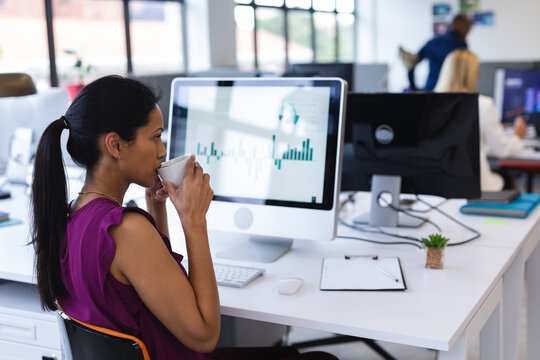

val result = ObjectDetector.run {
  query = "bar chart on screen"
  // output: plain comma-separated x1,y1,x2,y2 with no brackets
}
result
183,86,331,203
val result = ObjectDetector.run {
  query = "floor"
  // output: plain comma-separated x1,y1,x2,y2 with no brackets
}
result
289,286,527,360
289,326,437,359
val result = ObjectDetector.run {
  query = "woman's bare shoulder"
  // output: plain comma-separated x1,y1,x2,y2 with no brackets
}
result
108,210,160,246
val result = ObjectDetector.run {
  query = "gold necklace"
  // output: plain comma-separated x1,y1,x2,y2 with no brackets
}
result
78,191,122,206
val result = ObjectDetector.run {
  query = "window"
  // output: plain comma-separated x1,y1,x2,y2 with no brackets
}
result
129,0,184,75
314,11,336,63
235,5,255,70
0,0,185,87
337,13,354,62
234,0,355,72
0,0,50,88
287,10,313,64
255,6,285,72
53,0,126,86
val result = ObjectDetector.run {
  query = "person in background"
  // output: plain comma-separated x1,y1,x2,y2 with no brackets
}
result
434,49,526,191
31,75,337,360
407,14,473,91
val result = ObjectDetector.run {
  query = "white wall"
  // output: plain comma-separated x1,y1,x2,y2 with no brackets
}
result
356,0,458,92
468,0,540,61
356,0,540,91
207,0,237,68
185,0,237,72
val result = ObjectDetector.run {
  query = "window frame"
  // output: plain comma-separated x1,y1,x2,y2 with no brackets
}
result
234,0,356,71
43,0,186,87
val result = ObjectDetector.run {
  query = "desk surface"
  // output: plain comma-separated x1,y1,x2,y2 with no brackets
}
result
212,234,512,351
1,179,538,353
506,149,540,161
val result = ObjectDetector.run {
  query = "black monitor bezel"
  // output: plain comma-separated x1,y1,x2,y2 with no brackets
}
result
168,78,344,210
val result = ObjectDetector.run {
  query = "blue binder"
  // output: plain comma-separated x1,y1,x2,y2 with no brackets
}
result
460,193,540,218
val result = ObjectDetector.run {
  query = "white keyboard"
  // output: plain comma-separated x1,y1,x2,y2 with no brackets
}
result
213,263,265,288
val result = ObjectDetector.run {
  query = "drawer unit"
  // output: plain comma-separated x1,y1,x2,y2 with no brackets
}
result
0,339,62,360
0,281,62,359
0,312,61,349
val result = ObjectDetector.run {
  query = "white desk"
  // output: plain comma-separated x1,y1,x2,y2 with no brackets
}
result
412,194,540,360
211,233,509,358
1,181,539,360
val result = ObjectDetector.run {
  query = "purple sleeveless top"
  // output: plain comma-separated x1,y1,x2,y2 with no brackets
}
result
58,198,209,360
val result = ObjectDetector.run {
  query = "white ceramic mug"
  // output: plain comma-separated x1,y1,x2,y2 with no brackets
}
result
157,154,191,187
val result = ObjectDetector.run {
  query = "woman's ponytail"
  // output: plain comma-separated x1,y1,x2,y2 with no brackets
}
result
31,117,68,311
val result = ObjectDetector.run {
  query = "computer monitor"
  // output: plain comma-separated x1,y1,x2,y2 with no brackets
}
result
494,69,540,129
286,63,353,91
167,78,347,262
0,87,69,171
342,92,480,227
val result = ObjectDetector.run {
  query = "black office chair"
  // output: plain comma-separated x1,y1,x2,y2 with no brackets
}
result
56,305,150,360
0,73,37,97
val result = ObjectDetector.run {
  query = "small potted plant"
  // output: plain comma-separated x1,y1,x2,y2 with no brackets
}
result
63,49,92,100
422,233,450,269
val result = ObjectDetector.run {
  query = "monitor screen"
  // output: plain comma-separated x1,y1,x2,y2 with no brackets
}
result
342,93,480,226
167,78,347,262
494,69,540,124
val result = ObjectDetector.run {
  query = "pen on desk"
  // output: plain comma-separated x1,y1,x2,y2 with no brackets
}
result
377,266,399,282
344,255,378,260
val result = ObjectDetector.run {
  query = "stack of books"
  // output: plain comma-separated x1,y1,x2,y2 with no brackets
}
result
460,191,540,218
0,211,21,227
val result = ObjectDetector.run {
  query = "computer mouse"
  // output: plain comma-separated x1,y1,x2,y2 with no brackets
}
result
277,277,303,295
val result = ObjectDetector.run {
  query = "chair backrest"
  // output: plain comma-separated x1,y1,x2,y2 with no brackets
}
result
56,307,150,360
0,73,37,97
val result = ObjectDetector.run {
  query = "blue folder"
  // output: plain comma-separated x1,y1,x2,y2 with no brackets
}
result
460,193,540,218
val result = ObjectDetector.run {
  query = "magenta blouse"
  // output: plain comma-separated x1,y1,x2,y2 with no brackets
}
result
58,198,209,360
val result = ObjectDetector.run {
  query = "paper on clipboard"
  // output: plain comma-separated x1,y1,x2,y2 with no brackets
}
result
320,257,406,291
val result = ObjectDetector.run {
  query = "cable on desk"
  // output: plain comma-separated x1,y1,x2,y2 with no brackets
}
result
337,234,423,249
338,193,480,247
404,198,448,213
340,191,441,233
373,194,480,246
377,196,442,233
346,221,423,243
338,193,428,247
339,192,357,210
338,219,423,249
415,195,481,246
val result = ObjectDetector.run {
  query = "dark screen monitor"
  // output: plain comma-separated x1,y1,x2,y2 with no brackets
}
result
287,63,353,90
342,92,481,227
494,69,540,129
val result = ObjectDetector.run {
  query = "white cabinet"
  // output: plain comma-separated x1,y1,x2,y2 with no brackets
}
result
0,281,62,359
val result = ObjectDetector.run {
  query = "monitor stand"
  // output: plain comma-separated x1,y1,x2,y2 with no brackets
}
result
353,175,426,228
216,235,293,263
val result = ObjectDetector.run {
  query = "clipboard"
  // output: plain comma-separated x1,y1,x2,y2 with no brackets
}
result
320,256,406,291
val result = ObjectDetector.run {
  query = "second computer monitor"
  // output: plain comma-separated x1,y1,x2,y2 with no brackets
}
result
494,69,540,129
287,63,353,90
342,92,481,227
167,78,347,262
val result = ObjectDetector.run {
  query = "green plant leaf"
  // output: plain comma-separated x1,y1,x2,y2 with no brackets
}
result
422,233,450,248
